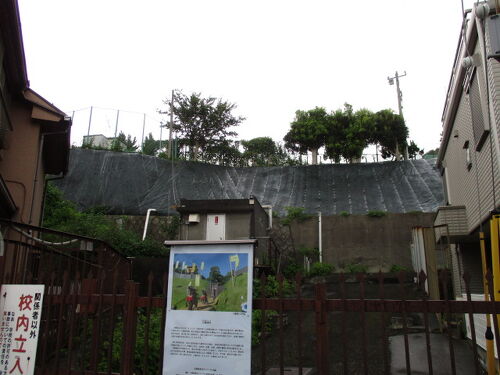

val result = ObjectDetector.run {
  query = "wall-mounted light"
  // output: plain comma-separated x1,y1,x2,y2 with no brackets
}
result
476,3,490,19
462,56,475,68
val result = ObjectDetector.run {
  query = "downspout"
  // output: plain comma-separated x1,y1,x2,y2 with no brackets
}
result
142,208,157,240
475,5,500,174
29,130,68,225
28,133,45,225
262,205,273,230
318,211,322,263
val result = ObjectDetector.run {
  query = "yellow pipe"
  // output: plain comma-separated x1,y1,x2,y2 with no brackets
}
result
491,215,500,328
480,231,496,375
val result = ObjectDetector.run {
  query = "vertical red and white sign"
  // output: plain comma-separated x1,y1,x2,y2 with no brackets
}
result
0,285,44,375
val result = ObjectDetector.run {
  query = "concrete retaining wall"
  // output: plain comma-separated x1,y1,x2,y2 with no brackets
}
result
108,214,178,242
111,212,435,272
284,212,435,272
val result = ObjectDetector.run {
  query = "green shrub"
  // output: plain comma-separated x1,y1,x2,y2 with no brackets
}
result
81,139,108,151
390,264,408,273
252,309,278,346
367,210,387,217
282,261,303,279
298,246,319,258
339,211,350,217
163,215,180,240
281,206,312,226
97,309,163,374
253,275,294,298
43,183,167,257
345,263,368,274
308,262,334,277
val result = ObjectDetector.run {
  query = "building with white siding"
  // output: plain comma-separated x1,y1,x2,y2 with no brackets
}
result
434,0,500,359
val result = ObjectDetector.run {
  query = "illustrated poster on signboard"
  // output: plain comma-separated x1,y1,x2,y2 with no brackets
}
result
163,243,253,375
0,284,44,375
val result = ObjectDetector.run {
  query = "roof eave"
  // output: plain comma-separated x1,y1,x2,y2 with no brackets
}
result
0,0,29,92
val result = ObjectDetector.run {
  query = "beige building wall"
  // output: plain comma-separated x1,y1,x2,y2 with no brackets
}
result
0,100,45,224
441,25,500,234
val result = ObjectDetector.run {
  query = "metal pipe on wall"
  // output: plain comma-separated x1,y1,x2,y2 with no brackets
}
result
142,208,157,240
319,212,322,263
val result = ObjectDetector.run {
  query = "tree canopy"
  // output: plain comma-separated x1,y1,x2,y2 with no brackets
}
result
241,137,290,166
141,133,161,156
80,92,422,166
111,131,138,152
284,107,329,165
372,109,408,160
161,91,245,160
285,104,413,163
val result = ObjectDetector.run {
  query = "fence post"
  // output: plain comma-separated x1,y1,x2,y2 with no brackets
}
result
314,282,329,375
121,280,139,375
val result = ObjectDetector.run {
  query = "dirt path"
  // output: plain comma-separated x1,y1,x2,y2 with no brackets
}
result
196,301,216,311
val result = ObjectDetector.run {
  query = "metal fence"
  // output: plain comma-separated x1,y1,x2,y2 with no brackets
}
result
0,220,498,374
0,219,131,287
23,269,500,375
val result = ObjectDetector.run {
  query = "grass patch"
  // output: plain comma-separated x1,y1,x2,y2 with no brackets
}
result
215,273,248,312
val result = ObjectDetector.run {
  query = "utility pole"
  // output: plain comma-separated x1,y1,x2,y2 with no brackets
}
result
141,113,146,150
167,89,174,159
87,106,93,136
387,71,407,160
114,110,120,138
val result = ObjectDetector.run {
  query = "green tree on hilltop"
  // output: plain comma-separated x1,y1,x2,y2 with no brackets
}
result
141,133,161,156
242,137,284,166
373,109,408,160
284,107,329,165
161,91,244,161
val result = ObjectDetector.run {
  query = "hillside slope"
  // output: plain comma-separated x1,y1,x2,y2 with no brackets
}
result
55,149,444,215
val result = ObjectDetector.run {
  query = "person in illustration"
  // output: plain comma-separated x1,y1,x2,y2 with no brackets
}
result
187,285,199,310
186,282,193,309
193,287,199,309
200,289,208,304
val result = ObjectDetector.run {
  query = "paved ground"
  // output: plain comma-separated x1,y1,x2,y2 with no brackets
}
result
390,333,477,375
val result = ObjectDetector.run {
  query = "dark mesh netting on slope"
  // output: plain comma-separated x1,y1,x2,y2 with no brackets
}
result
54,149,444,216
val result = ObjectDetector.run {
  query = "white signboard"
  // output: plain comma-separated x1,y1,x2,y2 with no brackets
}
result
163,243,253,375
0,284,44,375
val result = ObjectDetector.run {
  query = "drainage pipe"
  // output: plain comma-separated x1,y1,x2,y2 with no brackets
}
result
142,208,157,240
318,211,322,263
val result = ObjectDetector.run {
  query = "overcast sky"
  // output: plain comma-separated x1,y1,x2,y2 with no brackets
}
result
17,0,477,156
